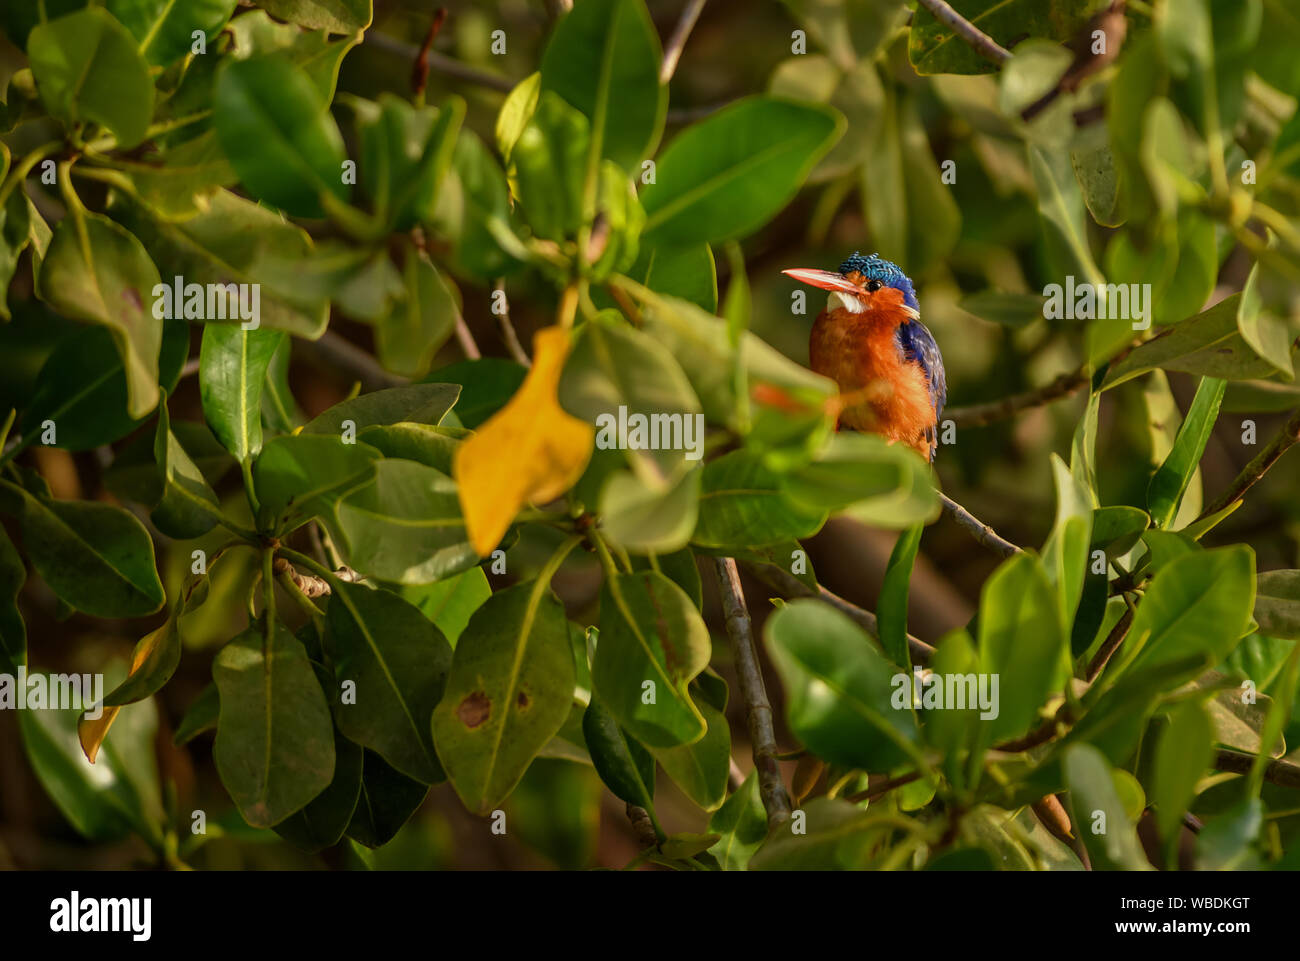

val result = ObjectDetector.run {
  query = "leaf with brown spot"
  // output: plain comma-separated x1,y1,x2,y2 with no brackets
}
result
592,571,710,748
431,579,575,814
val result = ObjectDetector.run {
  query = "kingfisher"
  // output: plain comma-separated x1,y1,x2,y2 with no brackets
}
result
784,253,946,462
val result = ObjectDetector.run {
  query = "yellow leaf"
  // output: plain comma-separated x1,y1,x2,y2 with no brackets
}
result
455,326,594,556
77,620,168,763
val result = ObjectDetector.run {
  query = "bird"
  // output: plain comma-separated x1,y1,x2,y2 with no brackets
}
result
783,252,946,462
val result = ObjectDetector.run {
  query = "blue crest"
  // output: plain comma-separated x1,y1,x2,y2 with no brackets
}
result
837,252,918,311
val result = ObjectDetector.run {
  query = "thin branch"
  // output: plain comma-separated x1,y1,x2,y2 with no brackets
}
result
712,557,791,830
1085,605,1134,681
1214,749,1300,790
844,771,921,804
914,0,1011,65
660,0,707,84
943,367,1088,427
1197,406,1300,520
365,32,514,92
938,492,1021,559
743,561,936,665
303,331,407,391
493,279,531,366
452,301,483,360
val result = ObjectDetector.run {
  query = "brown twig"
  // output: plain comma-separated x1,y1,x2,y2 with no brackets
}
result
1196,406,1300,521
1085,606,1134,681
1213,749,1300,789
844,771,921,804
914,0,1011,65
411,8,448,100
943,367,1088,427
938,492,1021,559
304,331,407,391
660,0,707,84
493,280,531,366
712,557,791,829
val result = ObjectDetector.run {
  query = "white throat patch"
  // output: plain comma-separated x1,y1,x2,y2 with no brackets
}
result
827,291,867,314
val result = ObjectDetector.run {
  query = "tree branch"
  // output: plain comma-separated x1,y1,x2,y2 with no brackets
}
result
914,0,1011,65
1197,406,1300,520
712,557,791,829
943,367,1088,427
303,331,407,391
1085,606,1133,681
660,0,707,84
938,492,1021,559
493,279,531,366
1214,749,1300,790
743,561,936,665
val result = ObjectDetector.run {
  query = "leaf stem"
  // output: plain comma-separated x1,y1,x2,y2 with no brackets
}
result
0,141,61,208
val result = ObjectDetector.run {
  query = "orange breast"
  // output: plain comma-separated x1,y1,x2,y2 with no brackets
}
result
809,305,935,459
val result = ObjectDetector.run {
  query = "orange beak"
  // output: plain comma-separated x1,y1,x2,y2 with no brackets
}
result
782,268,862,295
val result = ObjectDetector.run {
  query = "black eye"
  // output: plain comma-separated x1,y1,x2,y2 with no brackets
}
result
866,279,883,292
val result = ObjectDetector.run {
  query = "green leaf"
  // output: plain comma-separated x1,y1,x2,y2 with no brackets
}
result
256,0,372,33
325,581,452,784
1102,295,1288,389
0,480,164,618
357,93,463,231
878,524,923,668
749,797,902,870
641,96,843,245
707,771,767,870
304,383,461,435
496,72,541,162
334,459,476,585
151,393,225,539
19,689,162,843
593,571,710,748
782,432,939,529
582,694,656,810
1063,744,1151,870
765,600,918,771
226,10,358,101
345,749,429,848
976,552,1067,745
253,433,380,533
539,0,665,172
695,451,827,550
29,8,155,148
398,567,492,648
199,323,283,463
107,0,237,66
359,422,465,475
1153,700,1214,846
1255,571,1300,640
423,359,526,430
1195,798,1263,870
213,620,336,827
441,131,521,281
35,214,163,419
432,579,576,814
374,249,457,378
1042,454,1094,636
1111,546,1256,685
173,682,219,746
0,185,35,320
0,525,26,674
274,721,363,853
1147,376,1225,529
512,92,589,241
213,55,348,218
597,466,701,554
112,191,331,339
614,242,717,313
559,310,702,488
649,692,731,811
22,321,187,451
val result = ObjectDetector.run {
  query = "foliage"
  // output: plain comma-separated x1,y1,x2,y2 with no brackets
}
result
0,0,1299,872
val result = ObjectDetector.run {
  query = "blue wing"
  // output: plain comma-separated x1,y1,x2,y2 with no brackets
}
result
895,318,946,459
